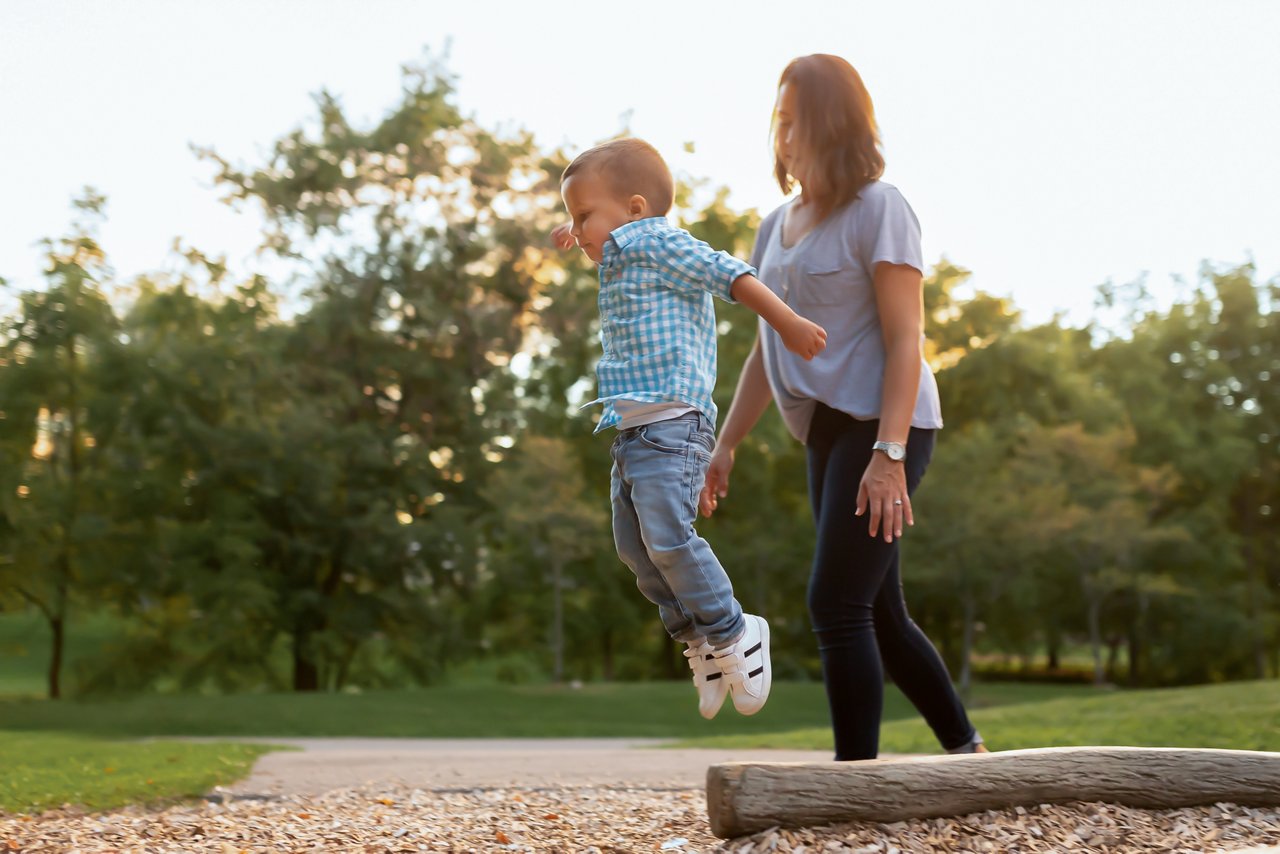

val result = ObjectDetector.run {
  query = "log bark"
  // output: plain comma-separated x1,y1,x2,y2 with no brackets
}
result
706,746,1280,838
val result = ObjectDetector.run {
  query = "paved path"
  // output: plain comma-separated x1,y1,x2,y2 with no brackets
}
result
212,738,844,797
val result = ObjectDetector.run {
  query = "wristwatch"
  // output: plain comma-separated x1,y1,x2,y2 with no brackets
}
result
872,441,907,462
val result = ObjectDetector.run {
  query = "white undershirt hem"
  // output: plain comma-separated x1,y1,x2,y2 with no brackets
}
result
614,399,696,430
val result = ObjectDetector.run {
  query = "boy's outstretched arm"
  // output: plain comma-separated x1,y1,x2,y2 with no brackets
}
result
731,274,827,361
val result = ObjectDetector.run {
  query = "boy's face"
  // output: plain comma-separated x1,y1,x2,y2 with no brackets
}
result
562,172,639,264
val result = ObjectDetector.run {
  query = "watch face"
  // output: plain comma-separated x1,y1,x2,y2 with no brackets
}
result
875,442,906,461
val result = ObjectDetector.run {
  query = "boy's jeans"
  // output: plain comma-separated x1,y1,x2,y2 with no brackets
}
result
610,411,745,648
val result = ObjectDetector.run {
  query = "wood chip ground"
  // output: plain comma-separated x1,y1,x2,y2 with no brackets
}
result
2,785,1278,852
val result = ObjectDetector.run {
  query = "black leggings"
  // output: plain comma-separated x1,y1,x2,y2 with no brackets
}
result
805,403,975,760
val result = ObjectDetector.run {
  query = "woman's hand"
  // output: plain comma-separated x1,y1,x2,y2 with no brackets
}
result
855,452,914,542
699,444,736,518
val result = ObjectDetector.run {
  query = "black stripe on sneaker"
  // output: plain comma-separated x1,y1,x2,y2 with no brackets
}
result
749,666,763,678
745,642,761,658
705,673,721,681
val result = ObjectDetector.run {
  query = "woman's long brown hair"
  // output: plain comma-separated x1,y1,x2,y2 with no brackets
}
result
773,54,885,214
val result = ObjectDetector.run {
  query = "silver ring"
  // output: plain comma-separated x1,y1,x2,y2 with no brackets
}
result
894,499,904,506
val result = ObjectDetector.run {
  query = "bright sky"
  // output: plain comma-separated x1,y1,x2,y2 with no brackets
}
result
3,0,1278,326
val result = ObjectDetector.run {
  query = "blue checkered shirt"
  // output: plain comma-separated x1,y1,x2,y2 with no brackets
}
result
582,218,754,432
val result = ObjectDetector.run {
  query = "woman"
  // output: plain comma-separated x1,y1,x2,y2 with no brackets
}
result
699,54,987,760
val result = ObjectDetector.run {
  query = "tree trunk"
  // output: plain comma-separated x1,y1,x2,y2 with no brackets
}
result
1127,590,1148,686
292,629,320,691
1084,584,1105,686
1124,628,1139,686
1240,486,1269,681
707,747,1280,838
1105,635,1122,683
58,319,83,702
659,629,679,679
48,614,65,700
936,606,960,676
958,593,975,698
46,552,71,700
601,628,614,681
334,639,358,691
1248,583,1268,680
551,558,564,684
1046,621,1061,670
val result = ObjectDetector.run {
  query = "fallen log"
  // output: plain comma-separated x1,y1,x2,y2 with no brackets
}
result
706,746,1280,838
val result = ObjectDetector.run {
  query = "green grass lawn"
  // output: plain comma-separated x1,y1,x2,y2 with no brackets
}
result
0,680,1082,815
0,681,1085,739
675,679,1280,754
1,679,1276,816
0,733,279,815
4,606,1277,817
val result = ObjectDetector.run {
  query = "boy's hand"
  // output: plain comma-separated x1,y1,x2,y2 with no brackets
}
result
551,222,575,250
729,275,827,359
780,315,827,361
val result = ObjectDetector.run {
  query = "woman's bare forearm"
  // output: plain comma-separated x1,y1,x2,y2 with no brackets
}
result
873,263,925,445
877,339,921,444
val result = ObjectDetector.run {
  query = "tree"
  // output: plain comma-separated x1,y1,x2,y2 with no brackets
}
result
923,259,1020,372
0,192,123,698
1008,424,1187,686
1094,263,1277,682
915,296,1121,678
908,423,1027,695
482,435,607,682
194,55,569,689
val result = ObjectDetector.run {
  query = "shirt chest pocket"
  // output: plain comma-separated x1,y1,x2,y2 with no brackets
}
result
791,263,860,306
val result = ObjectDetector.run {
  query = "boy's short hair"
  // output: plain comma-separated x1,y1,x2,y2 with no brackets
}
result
562,138,675,216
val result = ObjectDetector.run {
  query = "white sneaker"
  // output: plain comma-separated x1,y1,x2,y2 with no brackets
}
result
713,614,772,716
684,638,729,720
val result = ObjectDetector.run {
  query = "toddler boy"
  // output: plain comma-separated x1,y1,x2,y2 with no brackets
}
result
558,138,826,717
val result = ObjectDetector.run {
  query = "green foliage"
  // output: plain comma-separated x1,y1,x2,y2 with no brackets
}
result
192,58,569,691
52,57,581,695
923,259,1020,371
1089,264,1278,684
481,435,609,682
0,192,126,699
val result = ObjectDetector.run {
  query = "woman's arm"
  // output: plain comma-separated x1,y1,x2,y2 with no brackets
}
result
858,261,925,542
699,335,773,517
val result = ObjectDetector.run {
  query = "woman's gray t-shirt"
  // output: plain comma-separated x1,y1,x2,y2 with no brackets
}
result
752,181,944,443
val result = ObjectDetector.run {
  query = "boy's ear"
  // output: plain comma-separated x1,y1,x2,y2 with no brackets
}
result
627,194,650,220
